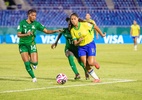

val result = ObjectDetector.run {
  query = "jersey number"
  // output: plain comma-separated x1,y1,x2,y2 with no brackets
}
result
31,45,36,51
68,39,74,44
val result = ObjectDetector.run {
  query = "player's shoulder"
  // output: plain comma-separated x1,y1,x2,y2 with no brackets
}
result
19,19,26,24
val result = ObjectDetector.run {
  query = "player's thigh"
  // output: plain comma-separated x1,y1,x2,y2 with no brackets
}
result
87,56,96,65
80,56,87,67
65,50,74,57
20,52,30,62
30,53,38,62
29,44,38,62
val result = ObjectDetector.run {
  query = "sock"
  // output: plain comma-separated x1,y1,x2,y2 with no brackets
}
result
24,61,35,78
88,69,99,79
30,61,38,66
68,55,79,75
78,61,87,73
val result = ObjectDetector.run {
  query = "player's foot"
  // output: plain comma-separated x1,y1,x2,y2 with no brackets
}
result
32,78,37,82
93,79,100,83
32,65,37,70
94,63,100,69
74,74,80,80
85,72,89,80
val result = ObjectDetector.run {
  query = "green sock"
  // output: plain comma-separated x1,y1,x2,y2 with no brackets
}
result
78,61,87,73
68,55,79,75
24,61,35,78
30,61,38,66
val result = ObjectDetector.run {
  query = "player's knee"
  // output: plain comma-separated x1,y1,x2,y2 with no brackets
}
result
30,61,38,66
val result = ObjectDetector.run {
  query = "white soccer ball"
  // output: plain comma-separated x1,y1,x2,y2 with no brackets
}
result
56,73,67,84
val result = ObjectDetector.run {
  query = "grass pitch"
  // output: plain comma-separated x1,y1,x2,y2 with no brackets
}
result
0,44,142,100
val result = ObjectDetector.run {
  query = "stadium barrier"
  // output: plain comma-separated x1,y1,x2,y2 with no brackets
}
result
0,27,142,44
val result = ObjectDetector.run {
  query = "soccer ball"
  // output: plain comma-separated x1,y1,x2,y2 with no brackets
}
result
56,73,67,85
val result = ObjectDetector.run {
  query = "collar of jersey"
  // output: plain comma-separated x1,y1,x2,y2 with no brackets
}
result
73,22,80,30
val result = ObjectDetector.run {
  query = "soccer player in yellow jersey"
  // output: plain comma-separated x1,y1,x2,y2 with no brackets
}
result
70,13,106,83
130,20,140,50
85,13,98,39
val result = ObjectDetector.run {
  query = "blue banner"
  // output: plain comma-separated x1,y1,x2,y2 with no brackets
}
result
4,34,142,44
0,35,3,44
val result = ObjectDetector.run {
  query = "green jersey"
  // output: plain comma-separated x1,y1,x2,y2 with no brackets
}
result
17,19,45,45
61,28,77,50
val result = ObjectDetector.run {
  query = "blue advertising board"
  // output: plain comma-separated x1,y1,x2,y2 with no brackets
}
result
5,34,142,44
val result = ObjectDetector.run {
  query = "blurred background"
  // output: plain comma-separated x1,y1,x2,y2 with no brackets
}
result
0,0,142,44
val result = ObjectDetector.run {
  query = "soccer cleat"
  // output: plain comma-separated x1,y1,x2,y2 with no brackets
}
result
74,74,81,80
93,79,100,83
85,72,89,80
94,63,100,69
32,78,37,82
32,65,37,70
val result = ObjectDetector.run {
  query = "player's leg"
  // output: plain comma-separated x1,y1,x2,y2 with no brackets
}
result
134,37,138,50
19,45,36,82
87,56,100,82
30,45,38,69
73,50,89,79
30,53,38,69
77,59,89,80
65,50,80,79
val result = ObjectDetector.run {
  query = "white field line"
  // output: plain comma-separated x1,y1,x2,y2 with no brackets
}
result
0,79,136,94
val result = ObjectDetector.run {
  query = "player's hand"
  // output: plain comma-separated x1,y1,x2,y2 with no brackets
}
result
78,37,84,42
51,43,57,49
27,31,33,36
54,29,63,33
102,32,106,37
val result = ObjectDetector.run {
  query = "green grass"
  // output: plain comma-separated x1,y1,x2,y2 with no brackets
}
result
0,44,142,100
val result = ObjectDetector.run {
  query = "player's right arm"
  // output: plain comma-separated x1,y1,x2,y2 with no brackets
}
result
130,25,133,36
51,33,62,49
17,21,33,38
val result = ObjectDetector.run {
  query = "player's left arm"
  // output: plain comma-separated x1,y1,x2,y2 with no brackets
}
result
37,22,63,34
94,25,106,37
43,28,63,34
138,25,140,36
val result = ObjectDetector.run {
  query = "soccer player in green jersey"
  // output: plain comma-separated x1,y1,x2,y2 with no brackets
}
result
51,18,89,80
17,9,61,82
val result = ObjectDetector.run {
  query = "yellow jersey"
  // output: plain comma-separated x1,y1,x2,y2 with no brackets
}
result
85,19,96,26
71,22,94,46
131,24,140,36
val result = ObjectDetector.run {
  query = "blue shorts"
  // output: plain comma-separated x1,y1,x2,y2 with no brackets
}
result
132,36,138,39
78,41,96,57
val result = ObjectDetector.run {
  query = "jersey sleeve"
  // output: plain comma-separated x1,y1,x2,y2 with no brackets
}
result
85,22,94,31
17,21,23,33
36,22,46,32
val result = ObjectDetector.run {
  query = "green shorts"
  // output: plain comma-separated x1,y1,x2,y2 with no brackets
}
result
64,47,79,59
19,44,37,54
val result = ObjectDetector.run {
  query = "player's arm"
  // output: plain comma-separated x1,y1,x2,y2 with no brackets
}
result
73,38,84,46
17,22,33,38
17,31,33,38
138,26,140,36
94,25,106,37
51,33,62,49
43,28,63,34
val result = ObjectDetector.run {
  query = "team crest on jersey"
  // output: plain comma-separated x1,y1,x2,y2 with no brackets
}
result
78,32,81,36
32,25,35,29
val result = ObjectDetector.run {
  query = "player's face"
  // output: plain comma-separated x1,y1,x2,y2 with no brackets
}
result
28,12,36,22
70,15,78,26
86,14,90,20
133,20,137,25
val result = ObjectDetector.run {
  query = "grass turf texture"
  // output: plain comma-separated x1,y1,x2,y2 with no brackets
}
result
0,44,142,100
